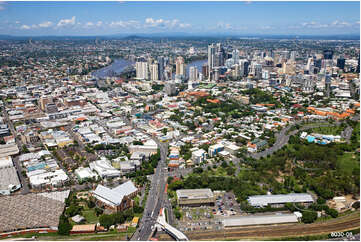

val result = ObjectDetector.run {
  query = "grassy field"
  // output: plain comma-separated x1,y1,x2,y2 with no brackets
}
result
81,205,99,223
337,152,360,174
310,125,343,135
2,227,137,241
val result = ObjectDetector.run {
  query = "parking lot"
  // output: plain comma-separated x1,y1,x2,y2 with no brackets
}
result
176,191,242,232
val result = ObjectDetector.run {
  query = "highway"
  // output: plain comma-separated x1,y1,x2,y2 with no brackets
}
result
131,138,168,241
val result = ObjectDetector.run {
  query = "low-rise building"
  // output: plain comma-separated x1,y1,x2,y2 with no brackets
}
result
89,157,121,179
74,167,98,182
208,144,224,157
176,188,215,207
0,167,21,195
92,181,138,212
247,193,314,208
191,149,206,164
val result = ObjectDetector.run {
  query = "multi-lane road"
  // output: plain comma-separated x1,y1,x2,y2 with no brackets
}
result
131,139,168,241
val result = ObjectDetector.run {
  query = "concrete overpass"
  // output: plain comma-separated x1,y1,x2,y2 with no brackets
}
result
156,208,188,241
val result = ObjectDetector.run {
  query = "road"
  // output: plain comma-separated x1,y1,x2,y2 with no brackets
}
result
1,104,30,194
250,120,350,160
131,139,168,241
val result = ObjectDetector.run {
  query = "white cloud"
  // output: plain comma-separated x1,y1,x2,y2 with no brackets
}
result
216,22,233,30
331,20,351,27
144,18,190,29
57,16,76,27
145,18,165,27
20,24,31,30
38,21,53,28
179,23,191,28
301,21,329,28
96,21,103,27
109,20,140,28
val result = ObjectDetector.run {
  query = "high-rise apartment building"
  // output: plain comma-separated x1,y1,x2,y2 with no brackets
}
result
189,66,198,81
175,56,186,77
150,62,159,81
136,61,149,80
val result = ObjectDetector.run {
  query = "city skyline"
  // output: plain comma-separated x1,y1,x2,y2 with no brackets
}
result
0,1,359,36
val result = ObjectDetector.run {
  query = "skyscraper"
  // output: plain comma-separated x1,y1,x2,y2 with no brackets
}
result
323,50,334,60
336,58,345,70
157,56,165,80
136,61,149,80
175,56,186,77
202,64,209,79
189,66,198,81
232,49,239,64
239,59,249,77
208,44,216,80
150,62,159,81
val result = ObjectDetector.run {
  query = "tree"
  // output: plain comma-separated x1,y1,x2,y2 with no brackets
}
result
22,145,29,153
133,141,143,145
301,210,317,223
87,200,95,208
58,216,72,235
326,208,338,218
352,201,360,209
162,128,167,135
65,204,81,217
167,176,174,184
113,212,126,224
99,214,115,229
174,209,181,220
317,198,326,204
95,207,103,216
133,205,144,214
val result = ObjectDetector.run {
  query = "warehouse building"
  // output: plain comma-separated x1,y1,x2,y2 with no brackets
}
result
176,189,215,207
223,213,299,228
0,167,21,195
0,190,70,232
247,193,314,208
0,156,21,195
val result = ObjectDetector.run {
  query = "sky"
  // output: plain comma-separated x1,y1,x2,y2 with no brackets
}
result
0,1,359,36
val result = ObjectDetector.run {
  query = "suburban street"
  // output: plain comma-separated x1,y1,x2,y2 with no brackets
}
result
2,104,30,195
250,120,352,159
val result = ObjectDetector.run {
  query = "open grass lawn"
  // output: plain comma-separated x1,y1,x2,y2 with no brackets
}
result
311,125,343,135
4,227,137,241
81,207,99,223
337,152,359,174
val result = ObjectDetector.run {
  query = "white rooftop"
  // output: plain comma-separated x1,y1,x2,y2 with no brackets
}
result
223,214,298,227
92,181,138,206
247,193,314,207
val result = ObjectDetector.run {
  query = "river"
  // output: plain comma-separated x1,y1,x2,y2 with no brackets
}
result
91,59,134,78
